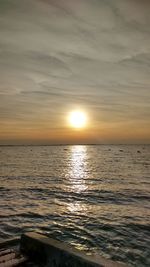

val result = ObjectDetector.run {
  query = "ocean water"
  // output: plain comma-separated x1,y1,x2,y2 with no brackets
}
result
0,145,150,266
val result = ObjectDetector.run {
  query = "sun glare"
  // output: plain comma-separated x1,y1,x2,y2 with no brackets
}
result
69,110,87,129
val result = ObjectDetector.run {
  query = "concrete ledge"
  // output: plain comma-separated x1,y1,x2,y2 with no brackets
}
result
20,232,127,267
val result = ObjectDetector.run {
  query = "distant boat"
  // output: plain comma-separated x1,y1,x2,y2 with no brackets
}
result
0,232,127,267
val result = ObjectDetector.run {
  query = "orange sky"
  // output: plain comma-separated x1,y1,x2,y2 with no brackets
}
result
0,0,150,144
0,118,149,144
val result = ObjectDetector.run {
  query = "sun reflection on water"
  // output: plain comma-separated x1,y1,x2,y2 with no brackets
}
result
67,146,88,213
68,145,88,194
70,146,87,178
67,202,87,214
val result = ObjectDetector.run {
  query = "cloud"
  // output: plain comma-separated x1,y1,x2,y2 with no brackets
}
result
0,0,150,143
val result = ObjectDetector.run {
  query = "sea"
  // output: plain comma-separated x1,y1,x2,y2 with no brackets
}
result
0,145,150,266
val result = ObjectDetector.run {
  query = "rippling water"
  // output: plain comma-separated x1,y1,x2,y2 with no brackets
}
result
0,145,150,266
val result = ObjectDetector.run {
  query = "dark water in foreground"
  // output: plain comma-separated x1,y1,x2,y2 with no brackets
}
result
0,145,150,266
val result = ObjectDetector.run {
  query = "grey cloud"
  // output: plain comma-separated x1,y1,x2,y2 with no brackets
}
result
0,0,150,143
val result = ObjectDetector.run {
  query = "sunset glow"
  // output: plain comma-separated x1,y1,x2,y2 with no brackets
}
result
0,0,150,145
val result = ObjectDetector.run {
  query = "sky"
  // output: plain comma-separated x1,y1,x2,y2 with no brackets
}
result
0,0,150,144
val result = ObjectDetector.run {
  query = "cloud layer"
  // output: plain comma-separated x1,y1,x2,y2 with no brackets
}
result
0,0,150,144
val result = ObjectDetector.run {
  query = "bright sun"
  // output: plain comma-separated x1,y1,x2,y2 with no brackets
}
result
69,110,87,129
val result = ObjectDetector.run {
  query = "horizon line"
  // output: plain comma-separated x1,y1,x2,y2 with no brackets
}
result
0,143,149,146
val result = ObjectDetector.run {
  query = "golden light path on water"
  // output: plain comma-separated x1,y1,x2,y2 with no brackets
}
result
67,146,88,213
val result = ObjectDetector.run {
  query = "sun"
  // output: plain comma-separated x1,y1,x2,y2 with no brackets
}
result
69,110,87,129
